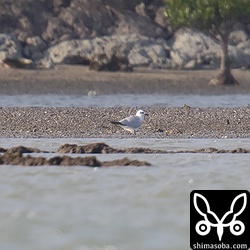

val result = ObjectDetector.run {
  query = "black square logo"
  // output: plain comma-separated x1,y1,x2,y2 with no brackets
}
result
190,190,250,250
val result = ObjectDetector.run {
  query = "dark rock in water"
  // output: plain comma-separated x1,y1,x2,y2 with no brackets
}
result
47,155,102,166
57,143,164,154
83,143,112,153
57,143,250,155
0,152,23,165
65,156,101,166
7,145,46,154
229,148,249,153
0,152,45,166
183,147,250,154
57,144,83,154
102,157,151,167
1,141,250,167
24,155,46,166
46,156,63,165
0,152,151,167
58,143,164,154
195,147,219,153
123,147,159,153
57,143,119,154
0,147,7,153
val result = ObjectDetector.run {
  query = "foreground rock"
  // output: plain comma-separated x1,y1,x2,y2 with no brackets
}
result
0,146,48,154
2,143,250,155
57,143,250,154
57,143,119,154
7,146,48,154
0,152,151,167
57,142,168,154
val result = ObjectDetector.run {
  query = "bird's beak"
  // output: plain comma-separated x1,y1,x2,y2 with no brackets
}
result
145,113,149,116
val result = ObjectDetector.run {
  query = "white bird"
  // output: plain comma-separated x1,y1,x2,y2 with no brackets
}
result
110,110,148,134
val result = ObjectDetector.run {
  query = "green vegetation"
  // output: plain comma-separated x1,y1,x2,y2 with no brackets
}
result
165,0,250,85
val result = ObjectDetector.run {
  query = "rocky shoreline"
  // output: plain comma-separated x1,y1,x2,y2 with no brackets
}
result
1,28,250,71
0,1,250,71
0,107,249,139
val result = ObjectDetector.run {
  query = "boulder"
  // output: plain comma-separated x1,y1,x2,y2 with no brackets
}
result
47,35,171,69
34,53,56,69
229,41,250,69
0,34,23,63
0,0,168,46
23,36,48,60
0,33,54,69
170,28,221,69
113,11,166,38
170,28,250,70
128,50,151,66
48,39,93,64
228,30,249,46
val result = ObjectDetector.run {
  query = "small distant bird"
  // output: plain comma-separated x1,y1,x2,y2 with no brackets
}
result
110,110,148,134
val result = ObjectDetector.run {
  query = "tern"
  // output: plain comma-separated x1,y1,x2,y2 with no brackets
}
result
110,110,148,134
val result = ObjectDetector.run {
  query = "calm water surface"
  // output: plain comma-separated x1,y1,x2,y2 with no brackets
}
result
0,138,249,250
0,94,250,107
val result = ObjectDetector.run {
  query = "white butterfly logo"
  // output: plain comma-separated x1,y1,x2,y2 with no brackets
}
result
193,193,247,241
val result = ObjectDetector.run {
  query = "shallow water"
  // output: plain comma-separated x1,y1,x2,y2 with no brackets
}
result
0,138,250,250
0,94,250,107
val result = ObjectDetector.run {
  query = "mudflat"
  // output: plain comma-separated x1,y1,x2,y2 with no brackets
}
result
1,65,250,95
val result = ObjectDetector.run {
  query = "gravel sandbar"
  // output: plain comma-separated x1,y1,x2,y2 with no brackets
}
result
0,107,249,138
